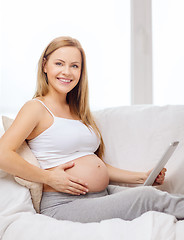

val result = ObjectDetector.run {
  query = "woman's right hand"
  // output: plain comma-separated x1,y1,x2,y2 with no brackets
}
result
46,161,89,195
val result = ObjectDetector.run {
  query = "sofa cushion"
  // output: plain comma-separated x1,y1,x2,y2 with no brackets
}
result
2,116,43,213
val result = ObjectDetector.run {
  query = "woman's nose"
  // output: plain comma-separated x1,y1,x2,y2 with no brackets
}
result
62,65,70,75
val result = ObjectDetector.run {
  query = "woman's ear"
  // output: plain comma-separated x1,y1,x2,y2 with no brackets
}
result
43,58,47,73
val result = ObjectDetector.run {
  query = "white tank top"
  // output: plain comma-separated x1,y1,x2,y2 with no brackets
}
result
27,99,100,169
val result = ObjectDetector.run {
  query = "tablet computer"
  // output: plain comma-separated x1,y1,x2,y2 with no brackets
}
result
143,141,179,186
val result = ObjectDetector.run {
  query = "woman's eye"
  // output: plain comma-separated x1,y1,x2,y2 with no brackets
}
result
72,65,79,68
55,62,62,66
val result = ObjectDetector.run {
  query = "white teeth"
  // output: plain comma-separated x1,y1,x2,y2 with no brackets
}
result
58,78,71,83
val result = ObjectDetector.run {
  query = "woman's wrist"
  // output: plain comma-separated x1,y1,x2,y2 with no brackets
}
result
136,172,148,184
41,169,52,185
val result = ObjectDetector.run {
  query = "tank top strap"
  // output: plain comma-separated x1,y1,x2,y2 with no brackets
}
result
33,99,55,117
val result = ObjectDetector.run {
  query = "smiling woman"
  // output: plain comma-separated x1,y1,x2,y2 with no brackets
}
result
0,36,184,223
43,47,82,95
26,37,110,193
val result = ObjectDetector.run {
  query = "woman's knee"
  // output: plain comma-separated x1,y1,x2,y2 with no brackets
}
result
136,186,159,200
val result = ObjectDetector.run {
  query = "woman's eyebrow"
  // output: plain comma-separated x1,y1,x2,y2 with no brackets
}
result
55,59,80,64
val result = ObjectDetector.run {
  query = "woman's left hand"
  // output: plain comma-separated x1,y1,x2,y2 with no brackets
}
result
147,168,167,185
154,168,167,185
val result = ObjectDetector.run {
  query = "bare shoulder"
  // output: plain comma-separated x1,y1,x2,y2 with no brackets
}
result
21,98,44,111
14,99,45,126
18,99,45,117
0,99,45,151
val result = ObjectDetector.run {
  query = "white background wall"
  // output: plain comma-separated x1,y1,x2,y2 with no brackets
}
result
0,0,130,116
1,0,184,121
152,0,184,105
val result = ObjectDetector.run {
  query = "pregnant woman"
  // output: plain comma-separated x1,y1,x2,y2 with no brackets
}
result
0,36,184,222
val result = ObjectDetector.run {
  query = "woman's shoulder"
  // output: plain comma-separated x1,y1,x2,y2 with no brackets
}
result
17,98,46,122
22,98,44,111
0,99,45,150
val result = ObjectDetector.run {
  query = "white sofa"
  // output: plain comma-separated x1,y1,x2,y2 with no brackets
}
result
0,105,184,240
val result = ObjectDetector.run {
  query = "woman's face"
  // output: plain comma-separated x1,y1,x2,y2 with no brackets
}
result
44,46,82,95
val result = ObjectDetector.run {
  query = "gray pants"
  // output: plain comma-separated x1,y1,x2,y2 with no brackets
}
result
40,186,184,223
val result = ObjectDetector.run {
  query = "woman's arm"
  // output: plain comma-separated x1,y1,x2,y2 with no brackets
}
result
0,101,88,194
0,101,50,183
105,163,166,185
105,163,147,184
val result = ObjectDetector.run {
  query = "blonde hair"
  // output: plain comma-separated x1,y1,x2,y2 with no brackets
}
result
33,36,104,159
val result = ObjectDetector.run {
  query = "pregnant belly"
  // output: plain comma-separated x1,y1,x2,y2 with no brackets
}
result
44,154,109,193
66,154,109,192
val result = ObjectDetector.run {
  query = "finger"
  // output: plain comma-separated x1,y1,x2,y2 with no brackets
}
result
156,178,164,183
157,174,165,180
155,180,161,185
158,172,165,178
156,175,165,183
65,189,81,195
61,161,75,170
69,175,88,188
158,169,166,177
67,186,87,195
69,181,88,193
161,168,167,174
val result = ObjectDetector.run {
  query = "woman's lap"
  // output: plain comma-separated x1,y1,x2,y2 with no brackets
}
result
40,186,184,223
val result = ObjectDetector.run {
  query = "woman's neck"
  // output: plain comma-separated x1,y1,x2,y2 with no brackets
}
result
44,91,68,107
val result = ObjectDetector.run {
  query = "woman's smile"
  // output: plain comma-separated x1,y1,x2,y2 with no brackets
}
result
57,77,73,84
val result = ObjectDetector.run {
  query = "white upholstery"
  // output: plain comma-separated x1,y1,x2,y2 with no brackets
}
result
1,105,184,240
94,105,184,194
1,116,42,213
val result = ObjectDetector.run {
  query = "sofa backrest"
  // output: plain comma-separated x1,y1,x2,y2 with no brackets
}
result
94,105,184,194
